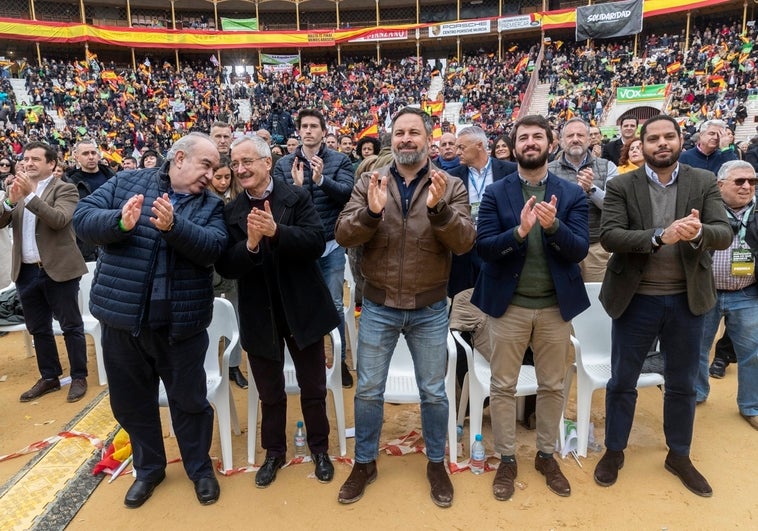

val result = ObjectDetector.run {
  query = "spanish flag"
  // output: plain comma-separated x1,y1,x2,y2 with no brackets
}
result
666,62,681,75
423,101,444,117
514,56,529,73
357,121,379,139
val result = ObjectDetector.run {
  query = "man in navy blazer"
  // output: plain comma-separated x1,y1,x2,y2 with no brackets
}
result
447,126,517,297
471,115,589,502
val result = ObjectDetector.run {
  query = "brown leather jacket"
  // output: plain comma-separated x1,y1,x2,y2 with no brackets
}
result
335,161,475,309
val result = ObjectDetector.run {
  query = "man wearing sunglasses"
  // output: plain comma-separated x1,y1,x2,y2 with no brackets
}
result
693,160,758,431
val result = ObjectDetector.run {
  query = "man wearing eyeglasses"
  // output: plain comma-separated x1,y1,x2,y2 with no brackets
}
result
216,135,340,488
693,160,758,431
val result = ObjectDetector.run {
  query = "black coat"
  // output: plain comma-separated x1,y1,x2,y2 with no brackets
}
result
215,177,340,361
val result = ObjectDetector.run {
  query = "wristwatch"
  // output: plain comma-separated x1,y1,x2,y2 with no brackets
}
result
427,199,446,215
652,228,666,247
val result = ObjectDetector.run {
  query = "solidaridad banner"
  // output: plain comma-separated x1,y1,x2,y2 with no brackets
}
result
576,0,643,41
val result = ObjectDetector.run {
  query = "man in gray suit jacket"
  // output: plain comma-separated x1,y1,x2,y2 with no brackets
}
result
593,115,732,497
0,141,88,403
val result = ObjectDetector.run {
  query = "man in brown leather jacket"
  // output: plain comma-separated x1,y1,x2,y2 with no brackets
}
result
335,106,475,509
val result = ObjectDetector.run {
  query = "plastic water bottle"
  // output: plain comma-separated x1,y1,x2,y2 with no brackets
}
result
294,420,306,457
470,434,485,474
456,425,464,456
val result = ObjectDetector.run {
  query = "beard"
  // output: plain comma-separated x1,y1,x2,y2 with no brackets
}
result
393,143,429,166
515,147,549,170
643,149,680,169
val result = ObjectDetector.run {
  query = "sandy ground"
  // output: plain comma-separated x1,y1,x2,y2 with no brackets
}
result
1,329,756,530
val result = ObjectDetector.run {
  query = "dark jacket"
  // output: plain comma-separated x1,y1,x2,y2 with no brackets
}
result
64,163,116,260
335,161,476,310
446,157,517,296
72,164,228,340
599,164,732,318
215,178,339,360
274,144,354,241
678,146,738,174
602,138,624,165
471,171,590,321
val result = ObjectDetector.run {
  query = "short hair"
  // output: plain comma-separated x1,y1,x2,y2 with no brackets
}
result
561,117,590,136
640,115,681,142
510,115,553,145
230,135,272,159
210,121,231,131
324,133,338,141
295,109,326,131
338,134,354,144
123,156,138,165
717,160,756,181
74,138,97,153
457,126,488,149
23,141,58,164
166,132,213,162
619,115,639,126
700,119,727,132
391,107,433,136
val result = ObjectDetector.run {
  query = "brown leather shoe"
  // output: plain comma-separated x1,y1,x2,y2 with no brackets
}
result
20,378,61,402
67,378,88,403
426,461,453,508
594,449,624,487
492,460,518,501
664,451,712,497
534,453,571,497
338,461,377,504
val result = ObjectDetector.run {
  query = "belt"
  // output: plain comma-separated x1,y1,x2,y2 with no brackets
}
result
22,261,44,269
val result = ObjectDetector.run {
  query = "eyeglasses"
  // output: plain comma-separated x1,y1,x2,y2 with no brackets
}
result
230,157,267,171
731,178,758,187
0,162,10,167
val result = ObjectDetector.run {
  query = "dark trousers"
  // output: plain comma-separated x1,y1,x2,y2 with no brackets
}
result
249,336,329,457
15,264,87,380
102,324,214,482
605,293,703,456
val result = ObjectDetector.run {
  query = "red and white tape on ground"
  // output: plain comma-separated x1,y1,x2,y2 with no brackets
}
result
0,430,103,463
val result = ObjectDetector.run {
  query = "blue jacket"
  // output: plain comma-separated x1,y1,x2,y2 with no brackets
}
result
678,146,738,175
472,171,590,321
274,144,354,241
72,165,228,340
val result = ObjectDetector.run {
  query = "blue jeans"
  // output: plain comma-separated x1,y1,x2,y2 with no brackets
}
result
353,298,449,463
318,247,346,361
605,294,703,456
694,284,758,415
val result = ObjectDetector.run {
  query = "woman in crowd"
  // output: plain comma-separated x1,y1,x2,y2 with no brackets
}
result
139,149,161,169
0,156,14,190
616,137,643,174
491,135,514,161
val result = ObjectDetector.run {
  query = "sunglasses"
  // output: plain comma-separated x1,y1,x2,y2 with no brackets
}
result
0,162,10,167
731,178,758,187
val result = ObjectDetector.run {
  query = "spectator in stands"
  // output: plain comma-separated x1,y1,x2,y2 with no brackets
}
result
693,160,758,430
549,117,618,282
603,116,638,165
285,137,299,154
139,149,161,169
744,136,758,172
433,132,460,170
491,135,514,162
0,156,15,190
325,133,339,150
2,141,89,403
338,135,357,163
589,126,604,158
73,132,226,508
679,119,738,175
210,121,232,156
274,109,355,388
356,137,380,161
617,137,644,174
64,139,115,260
122,156,138,170
266,101,295,144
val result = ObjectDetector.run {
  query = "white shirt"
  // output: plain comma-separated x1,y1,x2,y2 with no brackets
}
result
21,175,54,264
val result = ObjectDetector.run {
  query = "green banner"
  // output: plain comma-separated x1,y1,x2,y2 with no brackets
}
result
616,84,669,102
220,17,258,31
260,53,300,65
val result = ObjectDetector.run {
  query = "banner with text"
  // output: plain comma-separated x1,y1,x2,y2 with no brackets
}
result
220,17,258,32
350,29,408,42
428,20,490,38
576,0,643,40
616,83,669,102
497,15,541,33
260,54,299,65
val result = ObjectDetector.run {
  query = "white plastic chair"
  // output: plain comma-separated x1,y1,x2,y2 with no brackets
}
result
343,265,358,370
159,297,241,472
562,282,665,457
0,282,34,357
247,328,345,464
381,332,460,464
452,330,539,453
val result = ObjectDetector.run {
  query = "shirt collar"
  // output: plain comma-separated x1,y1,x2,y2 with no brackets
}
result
518,171,549,187
389,161,429,183
245,176,274,200
644,163,680,187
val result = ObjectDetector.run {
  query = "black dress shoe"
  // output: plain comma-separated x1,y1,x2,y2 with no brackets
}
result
664,451,712,497
313,452,334,483
255,455,286,488
229,366,248,389
341,360,353,388
20,378,61,402
67,378,88,402
124,472,166,508
194,476,220,505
